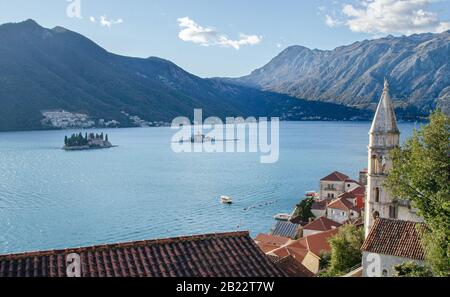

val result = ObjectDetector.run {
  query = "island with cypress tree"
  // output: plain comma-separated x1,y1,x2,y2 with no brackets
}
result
63,132,114,151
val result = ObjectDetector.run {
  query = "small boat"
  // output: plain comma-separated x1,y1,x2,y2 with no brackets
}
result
221,196,233,204
191,133,215,143
274,213,291,221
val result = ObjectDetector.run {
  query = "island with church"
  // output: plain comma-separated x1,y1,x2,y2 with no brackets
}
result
63,132,115,151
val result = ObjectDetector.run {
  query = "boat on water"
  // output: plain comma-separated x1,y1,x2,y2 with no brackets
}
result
178,132,215,144
191,133,215,143
220,196,233,204
274,213,291,221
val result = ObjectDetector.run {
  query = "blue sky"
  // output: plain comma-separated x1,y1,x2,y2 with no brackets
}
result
0,0,449,77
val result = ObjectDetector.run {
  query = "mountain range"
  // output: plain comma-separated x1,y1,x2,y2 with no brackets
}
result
0,19,371,131
227,31,450,114
1,20,447,132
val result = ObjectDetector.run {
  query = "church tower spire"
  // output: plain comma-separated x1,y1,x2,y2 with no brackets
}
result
365,79,401,237
370,78,399,136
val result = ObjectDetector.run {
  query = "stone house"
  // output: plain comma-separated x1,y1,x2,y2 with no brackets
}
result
266,228,339,275
327,197,360,224
362,218,426,277
319,171,349,200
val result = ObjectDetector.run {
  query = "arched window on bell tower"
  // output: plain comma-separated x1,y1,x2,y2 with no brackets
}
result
375,187,380,203
389,205,397,219
371,155,377,174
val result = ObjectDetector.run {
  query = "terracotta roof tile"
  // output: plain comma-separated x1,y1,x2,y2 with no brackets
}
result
339,192,356,199
361,219,425,260
296,229,338,257
320,171,349,182
270,246,308,263
0,232,285,277
345,179,360,185
255,234,291,247
257,243,282,254
327,197,358,212
303,216,342,232
349,186,365,196
270,255,315,277
311,199,327,210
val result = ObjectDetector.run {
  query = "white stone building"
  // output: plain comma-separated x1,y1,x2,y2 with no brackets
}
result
319,171,349,200
327,197,360,224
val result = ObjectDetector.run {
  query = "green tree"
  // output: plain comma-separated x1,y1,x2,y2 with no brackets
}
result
319,251,331,271
326,224,364,276
292,197,314,222
385,110,450,277
394,261,433,277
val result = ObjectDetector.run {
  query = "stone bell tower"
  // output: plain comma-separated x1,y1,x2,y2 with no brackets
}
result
364,79,400,237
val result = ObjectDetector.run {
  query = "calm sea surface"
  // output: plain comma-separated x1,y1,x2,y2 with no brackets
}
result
0,121,417,254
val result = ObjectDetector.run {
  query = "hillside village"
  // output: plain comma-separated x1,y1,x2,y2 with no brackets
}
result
254,170,366,276
254,79,426,277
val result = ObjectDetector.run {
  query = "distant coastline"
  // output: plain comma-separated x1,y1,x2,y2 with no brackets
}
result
0,118,428,134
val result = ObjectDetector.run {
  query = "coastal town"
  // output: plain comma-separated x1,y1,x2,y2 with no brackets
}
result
252,80,425,277
0,80,433,278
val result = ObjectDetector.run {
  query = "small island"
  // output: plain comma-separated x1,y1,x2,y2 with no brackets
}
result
63,132,114,151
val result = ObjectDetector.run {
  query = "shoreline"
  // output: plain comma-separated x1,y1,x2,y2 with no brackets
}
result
63,145,118,151
0,119,427,134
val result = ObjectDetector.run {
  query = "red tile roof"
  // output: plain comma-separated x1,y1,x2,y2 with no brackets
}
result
255,234,291,252
338,187,365,202
257,243,282,254
320,171,349,182
269,241,308,263
297,229,339,257
345,179,361,185
311,199,327,210
303,216,342,232
270,255,315,277
327,197,358,212
361,219,425,260
348,186,366,209
265,229,339,274
0,232,285,277
339,191,356,200
349,186,365,196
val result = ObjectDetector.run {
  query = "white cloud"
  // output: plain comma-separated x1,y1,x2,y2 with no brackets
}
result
177,17,262,50
99,15,123,28
341,0,450,35
325,14,343,27
89,16,96,23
